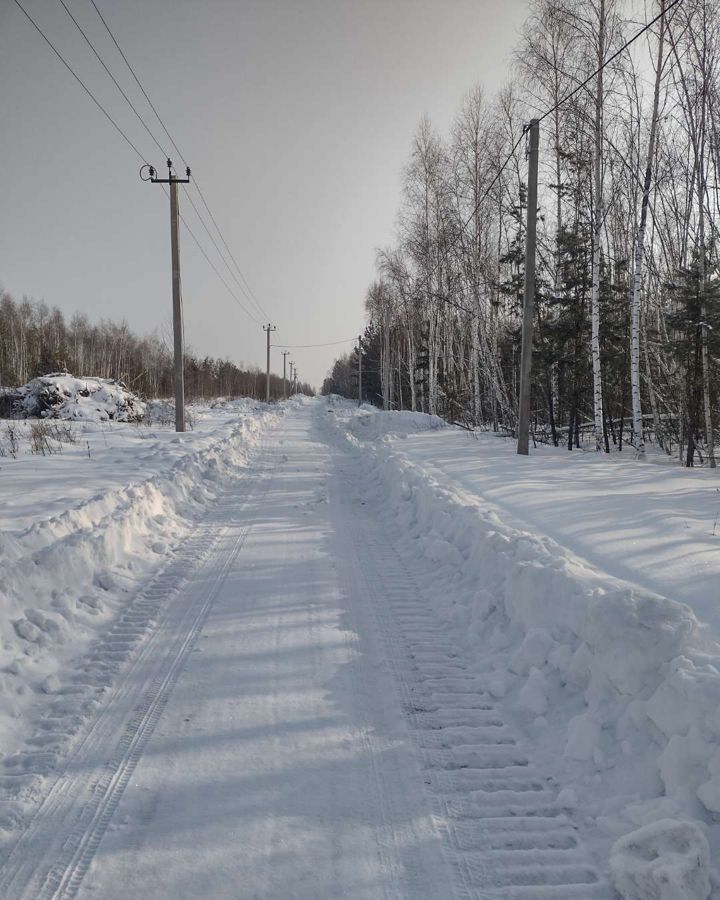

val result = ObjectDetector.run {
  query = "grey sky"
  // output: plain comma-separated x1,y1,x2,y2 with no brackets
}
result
1,0,529,388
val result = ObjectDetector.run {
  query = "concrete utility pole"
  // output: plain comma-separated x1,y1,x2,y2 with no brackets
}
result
383,306,391,411
357,335,363,407
281,351,290,399
517,120,540,456
145,159,191,432
263,324,276,403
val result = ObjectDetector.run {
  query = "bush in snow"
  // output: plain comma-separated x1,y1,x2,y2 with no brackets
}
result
4,373,146,423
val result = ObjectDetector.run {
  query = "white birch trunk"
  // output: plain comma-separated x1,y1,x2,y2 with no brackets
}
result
591,0,606,453
630,0,665,458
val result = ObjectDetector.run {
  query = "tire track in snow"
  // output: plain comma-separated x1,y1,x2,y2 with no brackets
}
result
0,435,280,900
333,452,615,900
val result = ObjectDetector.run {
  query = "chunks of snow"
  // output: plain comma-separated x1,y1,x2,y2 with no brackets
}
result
585,589,696,696
510,627,553,675
697,747,720,814
517,666,548,715
565,712,602,762
610,819,711,900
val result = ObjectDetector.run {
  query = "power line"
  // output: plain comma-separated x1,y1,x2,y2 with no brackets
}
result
432,0,683,321
160,186,262,325
537,0,682,125
459,131,526,234
180,186,267,320
192,182,271,321
87,0,271,322
58,0,168,159
88,0,183,162
64,0,267,322
272,338,357,349
17,0,263,330
11,0,148,163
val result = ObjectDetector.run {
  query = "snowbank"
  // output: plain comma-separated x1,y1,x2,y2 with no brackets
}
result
324,400,720,891
6,373,146,422
0,399,280,772
326,402,446,443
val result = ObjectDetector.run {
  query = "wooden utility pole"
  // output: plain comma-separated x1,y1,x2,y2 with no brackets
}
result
281,351,290,399
146,159,191,432
517,120,540,455
357,335,363,407
263,323,276,403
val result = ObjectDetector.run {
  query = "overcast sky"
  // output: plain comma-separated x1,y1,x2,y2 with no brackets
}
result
1,0,529,388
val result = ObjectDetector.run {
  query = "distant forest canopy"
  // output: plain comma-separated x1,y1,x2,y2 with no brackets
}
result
0,288,313,401
325,0,720,467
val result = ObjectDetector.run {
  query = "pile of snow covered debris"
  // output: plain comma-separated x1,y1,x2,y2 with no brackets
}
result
324,400,720,900
1,373,146,422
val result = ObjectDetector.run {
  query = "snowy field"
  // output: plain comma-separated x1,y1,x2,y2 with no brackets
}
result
0,395,717,900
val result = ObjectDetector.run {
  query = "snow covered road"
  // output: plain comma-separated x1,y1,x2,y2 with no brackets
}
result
3,399,715,898
0,403,460,899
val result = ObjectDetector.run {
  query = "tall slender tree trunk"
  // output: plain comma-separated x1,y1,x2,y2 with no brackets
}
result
631,0,665,458
591,0,606,452
698,22,716,467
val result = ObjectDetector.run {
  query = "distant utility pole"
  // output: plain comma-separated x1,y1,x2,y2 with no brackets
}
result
263,323,276,403
517,119,540,456
357,335,363,407
281,351,290,399
293,369,298,395
144,159,191,432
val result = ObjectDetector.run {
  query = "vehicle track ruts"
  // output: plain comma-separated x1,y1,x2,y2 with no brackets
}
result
0,433,280,900
332,450,615,900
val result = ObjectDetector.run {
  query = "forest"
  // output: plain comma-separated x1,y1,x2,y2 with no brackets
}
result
323,0,720,467
0,289,312,402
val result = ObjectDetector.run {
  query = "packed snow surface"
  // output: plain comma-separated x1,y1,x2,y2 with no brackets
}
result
0,396,717,898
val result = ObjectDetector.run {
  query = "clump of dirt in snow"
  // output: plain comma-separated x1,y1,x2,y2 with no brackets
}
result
3,373,146,423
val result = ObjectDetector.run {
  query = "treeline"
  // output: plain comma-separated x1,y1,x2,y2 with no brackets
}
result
0,290,312,401
325,0,720,466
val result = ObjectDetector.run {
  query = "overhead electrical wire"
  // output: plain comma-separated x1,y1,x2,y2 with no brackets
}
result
180,184,266,315
536,0,682,125
86,0,271,323
272,338,357,349
38,0,268,327
159,186,262,325
430,0,685,321
12,0,148,163
455,0,683,244
58,0,168,160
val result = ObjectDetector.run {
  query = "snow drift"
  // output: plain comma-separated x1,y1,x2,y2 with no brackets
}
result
324,401,720,894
